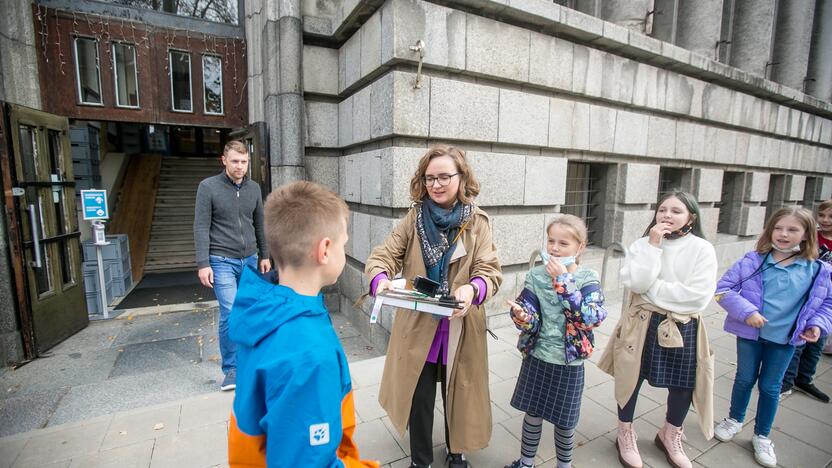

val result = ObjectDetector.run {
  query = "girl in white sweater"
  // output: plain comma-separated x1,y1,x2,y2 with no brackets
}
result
600,191,717,468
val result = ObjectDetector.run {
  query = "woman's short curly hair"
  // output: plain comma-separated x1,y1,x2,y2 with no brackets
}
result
409,145,480,205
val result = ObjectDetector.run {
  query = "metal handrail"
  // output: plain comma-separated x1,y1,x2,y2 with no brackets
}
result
601,242,627,286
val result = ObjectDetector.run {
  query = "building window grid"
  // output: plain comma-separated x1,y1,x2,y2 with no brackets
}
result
562,162,601,245
112,42,140,109
717,171,741,234
73,37,103,106
657,167,688,201
202,54,224,115
169,50,193,113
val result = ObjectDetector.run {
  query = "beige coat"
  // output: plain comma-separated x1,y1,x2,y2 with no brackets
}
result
364,205,502,452
598,294,715,439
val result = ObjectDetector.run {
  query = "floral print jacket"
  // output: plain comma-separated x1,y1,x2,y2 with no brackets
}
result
510,267,607,364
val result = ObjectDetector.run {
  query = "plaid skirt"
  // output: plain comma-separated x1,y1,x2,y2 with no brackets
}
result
510,355,584,429
640,312,698,388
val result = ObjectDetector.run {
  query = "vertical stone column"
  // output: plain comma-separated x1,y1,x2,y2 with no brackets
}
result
601,0,654,32
692,168,724,240
741,172,769,235
784,175,807,205
771,0,816,91
610,163,660,247
0,0,41,108
572,0,602,17
807,0,832,101
729,0,776,77
263,0,305,188
676,0,724,58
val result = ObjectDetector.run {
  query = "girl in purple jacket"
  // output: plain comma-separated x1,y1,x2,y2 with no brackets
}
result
713,207,832,468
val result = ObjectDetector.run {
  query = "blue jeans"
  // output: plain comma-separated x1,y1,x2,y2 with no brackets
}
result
210,254,258,374
729,337,796,437
782,339,823,388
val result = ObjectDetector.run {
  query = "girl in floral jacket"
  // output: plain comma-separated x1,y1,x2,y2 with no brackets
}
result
505,214,607,468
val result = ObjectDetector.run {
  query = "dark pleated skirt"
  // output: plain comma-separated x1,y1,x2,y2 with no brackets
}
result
640,311,698,388
510,355,584,429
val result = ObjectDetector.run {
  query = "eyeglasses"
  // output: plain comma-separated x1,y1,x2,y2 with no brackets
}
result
423,173,459,187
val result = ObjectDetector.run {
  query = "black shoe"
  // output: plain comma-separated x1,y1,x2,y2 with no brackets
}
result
794,381,830,403
220,369,237,391
505,460,534,468
446,452,468,468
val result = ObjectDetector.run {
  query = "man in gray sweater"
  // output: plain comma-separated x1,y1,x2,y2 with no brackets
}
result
194,140,271,391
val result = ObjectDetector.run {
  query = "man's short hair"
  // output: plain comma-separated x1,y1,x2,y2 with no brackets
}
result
264,181,349,269
223,140,248,156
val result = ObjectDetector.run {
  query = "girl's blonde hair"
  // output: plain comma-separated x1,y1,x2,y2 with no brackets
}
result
546,214,588,264
755,206,819,260
409,145,480,204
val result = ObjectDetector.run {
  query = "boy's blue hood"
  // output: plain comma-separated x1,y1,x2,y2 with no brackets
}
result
228,266,328,347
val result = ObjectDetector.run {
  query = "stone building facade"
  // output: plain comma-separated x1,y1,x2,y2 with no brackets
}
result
245,0,832,346
1,0,831,361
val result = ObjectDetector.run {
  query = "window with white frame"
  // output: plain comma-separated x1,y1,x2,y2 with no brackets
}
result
202,55,224,115
113,43,139,108
74,37,102,105
169,50,192,112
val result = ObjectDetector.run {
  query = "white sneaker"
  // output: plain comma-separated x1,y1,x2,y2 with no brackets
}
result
751,434,777,468
714,417,743,442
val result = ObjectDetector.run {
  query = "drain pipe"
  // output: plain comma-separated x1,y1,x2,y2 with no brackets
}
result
265,0,305,187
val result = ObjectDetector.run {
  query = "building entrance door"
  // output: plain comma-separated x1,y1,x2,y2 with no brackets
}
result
1,104,86,357
229,122,269,196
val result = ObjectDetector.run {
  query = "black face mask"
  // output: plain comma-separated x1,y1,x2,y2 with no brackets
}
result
664,222,693,240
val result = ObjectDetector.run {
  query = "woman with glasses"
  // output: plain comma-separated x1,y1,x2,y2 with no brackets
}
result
365,145,502,468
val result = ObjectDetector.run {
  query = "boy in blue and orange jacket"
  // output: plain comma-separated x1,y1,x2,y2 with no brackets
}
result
227,181,378,468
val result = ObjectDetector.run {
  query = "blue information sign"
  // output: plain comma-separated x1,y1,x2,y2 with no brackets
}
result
81,190,109,220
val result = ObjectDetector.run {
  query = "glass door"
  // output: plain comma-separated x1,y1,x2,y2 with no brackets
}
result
7,104,87,354
228,122,269,197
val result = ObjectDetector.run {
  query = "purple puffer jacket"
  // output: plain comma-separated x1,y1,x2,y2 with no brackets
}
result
715,251,832,345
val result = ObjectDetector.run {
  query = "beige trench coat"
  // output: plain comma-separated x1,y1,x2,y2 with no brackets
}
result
364,205,502,453
598,294,715,439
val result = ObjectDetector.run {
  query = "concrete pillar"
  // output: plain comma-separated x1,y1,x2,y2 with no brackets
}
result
651,0,678,44
807,0,832,101
601,0,654,32
262,0,305,188
572,0,602,17
729,0,776,77
610,162,660,246
0,0,41,108
771,0,816,91
676,0,724,58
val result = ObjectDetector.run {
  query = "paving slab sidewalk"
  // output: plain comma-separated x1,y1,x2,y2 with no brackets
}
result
2,300,831,468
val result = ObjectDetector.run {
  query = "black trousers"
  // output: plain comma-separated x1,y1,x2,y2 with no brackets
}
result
409,361,449,467
617,378,693,427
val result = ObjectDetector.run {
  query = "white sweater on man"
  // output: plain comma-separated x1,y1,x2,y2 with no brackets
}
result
620,234,718,314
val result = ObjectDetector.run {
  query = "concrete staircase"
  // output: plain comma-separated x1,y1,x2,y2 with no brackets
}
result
144,157,220,273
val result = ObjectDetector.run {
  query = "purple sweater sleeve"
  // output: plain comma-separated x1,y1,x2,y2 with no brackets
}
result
471,277,487,305
370,272,389,296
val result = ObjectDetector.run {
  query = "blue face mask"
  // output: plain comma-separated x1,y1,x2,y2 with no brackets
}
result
539,249,576,267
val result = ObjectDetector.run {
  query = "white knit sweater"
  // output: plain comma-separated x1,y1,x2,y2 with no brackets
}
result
620,234,718,314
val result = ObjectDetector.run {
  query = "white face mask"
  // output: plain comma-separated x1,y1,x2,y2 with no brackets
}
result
772,244,801,254
539,249,576,267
